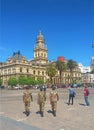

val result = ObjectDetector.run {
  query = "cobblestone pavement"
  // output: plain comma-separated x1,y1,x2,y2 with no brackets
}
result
0,88,94,130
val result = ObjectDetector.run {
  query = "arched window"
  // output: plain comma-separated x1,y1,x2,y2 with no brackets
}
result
20,67,22,72
27,68,29,73
42,71,44,75
38,71,40,75
33,70,35,75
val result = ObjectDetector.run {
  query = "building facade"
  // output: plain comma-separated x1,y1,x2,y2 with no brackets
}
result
0,32,81,87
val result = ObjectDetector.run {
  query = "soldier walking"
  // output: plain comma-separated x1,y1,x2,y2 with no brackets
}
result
37,86,46,117
23,86,33,116
50,85,59,116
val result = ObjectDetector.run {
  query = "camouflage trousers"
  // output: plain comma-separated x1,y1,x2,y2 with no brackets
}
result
39,102,45,112
24,102,30,112
51,101,57,112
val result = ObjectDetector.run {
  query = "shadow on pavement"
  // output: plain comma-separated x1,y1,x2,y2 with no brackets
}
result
79,103,85,106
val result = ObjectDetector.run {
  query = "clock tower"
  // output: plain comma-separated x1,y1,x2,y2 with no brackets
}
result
34,31,48,64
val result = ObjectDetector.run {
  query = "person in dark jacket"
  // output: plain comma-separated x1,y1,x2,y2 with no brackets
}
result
67,85,76,105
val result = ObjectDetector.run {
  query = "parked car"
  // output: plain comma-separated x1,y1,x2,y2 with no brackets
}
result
0,86,5,89
13,86,21,90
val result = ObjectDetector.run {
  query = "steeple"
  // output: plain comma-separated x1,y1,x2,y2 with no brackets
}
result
36,31,45,47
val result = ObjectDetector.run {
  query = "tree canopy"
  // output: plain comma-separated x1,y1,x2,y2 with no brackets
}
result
8,77,18,87
46,64,57,84
0,78,2,86
56,61,67,84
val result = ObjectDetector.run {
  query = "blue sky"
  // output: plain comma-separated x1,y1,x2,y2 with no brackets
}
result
1,0,94,66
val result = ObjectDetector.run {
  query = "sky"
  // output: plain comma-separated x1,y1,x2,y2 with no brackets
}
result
0,0,94,66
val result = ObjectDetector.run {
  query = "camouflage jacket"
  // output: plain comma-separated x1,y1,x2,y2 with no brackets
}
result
50,90,59,102
37,91,46,104
23,90,32,103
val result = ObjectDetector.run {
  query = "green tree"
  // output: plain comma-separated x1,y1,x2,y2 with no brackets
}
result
27,77,33,85
67,59,78,83
0,78,2,86
56,61,67,84
18,76,27,87
46,64,57,84
36,76,44,85
25,77,37,88
28,77,37,85
8,77,18,87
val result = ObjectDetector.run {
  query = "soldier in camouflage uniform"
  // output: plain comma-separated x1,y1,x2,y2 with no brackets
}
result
50,85,59,116
23,86,33,116
37,86,46,117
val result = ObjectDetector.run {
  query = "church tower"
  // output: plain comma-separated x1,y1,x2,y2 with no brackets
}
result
34,31,48,64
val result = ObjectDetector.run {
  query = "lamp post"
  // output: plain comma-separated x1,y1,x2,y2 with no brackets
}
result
91,44,94,83
92,43,94,56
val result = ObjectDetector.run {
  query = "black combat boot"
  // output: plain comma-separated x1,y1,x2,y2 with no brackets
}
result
53,111,56,116
41,112,44,117
26,111,30,116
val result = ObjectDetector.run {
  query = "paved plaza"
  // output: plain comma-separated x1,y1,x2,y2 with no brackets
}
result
0,88,94,130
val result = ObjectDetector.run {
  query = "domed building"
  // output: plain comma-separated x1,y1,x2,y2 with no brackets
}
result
0,31,81,87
